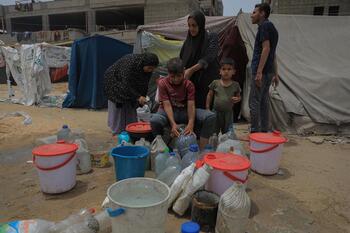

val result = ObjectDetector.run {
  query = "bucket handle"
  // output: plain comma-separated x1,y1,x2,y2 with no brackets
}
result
223,171,248,184
33,153,76,171
107,208,125,217
249,144,279,153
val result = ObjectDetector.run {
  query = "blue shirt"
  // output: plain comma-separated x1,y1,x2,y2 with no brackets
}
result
251,20,279,74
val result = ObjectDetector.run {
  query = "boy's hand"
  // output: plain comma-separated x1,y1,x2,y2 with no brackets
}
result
184,123,194,135
232,96,241,104
138,96,147,106
170,124,180,137
272,75,279,88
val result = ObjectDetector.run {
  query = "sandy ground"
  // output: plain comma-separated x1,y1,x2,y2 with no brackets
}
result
0,83,349,233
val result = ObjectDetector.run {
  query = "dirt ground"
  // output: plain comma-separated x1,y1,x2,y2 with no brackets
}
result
0,83,349,233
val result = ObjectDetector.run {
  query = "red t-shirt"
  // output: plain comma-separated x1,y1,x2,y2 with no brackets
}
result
158,77,195,108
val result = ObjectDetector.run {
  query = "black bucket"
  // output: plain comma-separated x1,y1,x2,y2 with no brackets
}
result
191,190,220,232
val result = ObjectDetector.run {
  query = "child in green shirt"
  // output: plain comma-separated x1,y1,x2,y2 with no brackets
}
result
206,58,241,134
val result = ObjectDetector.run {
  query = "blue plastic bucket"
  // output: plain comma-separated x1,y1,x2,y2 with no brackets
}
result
111,146,149,180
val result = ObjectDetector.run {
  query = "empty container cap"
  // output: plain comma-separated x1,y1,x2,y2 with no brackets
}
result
189,144,199,152
181,221,200,233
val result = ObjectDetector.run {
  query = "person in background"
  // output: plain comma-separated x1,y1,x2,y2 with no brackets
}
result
206,58,241,134
180,10,220,109
150,57,216,149
104,53,159,135
250,3,279,133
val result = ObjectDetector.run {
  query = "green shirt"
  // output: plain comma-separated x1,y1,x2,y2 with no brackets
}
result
209,80,241,112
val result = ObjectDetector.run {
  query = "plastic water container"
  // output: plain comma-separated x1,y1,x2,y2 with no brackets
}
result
181,144,199,169
57,125,72,142
117,131,130,145
249,131,287,175
107,178,170,233
157,166,181,187
155,148,169,176
204,152,251,196
135,138,151,170
32,141,78,194
75,139,92,175
181,221,200,233
110,146,149,180
165,152,181,169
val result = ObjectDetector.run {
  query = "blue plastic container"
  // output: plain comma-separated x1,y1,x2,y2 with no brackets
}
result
181,221,200,233
118,131,130,145
111,146,149,180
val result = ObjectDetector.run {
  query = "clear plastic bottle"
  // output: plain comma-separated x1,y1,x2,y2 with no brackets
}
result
0,219,54,233
157,166,181,187
117,131,130,145
57,125,72,142
155,147,169,176
49,208,94,233
165,152,181,170
135,138,151,170
208,133,218,150
181,144,199,169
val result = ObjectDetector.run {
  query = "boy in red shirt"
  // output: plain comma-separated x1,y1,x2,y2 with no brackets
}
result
150,57,216,149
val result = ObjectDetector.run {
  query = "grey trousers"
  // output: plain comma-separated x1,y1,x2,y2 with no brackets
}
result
249,73,273,132
150,108,216,139
108,100,137,134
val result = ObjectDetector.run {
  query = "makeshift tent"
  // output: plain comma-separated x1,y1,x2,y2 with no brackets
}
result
63,35,133,109
237,13,350,135
1,43,71,105
135,15,248,117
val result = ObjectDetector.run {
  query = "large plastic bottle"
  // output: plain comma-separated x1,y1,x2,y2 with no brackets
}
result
155,147,169,176
135,138,151,170
49,208,94,233
157,166,181,187
0,219,54,233
61,211,111,233
215,183,251,233
57,125,72,142
181,144,199,169
150,135,168,171
165,152,181,169
75,138,92,175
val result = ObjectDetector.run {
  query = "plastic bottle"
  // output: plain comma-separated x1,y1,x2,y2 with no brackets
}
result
57,125,72,142
181,144,199,169
181,221,200,233
173,164,212,216
75,138,92,174
155,147,170,176
150,135,168,171
157,166,181,187
208,133,218,150
165,152,181,170
117,131,130,145
215,183,251,233
0,219,54,233
135,138,151,170
199,144,214,160
49,208,95,233
172,149,182,161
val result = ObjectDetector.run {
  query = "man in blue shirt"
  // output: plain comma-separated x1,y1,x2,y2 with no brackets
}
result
250,3,279,133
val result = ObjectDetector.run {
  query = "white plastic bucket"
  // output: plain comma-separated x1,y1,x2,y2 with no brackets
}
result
203,153,251,196
206,169,249,196
249,131,287,175
32,141,78,194
107,178,170,233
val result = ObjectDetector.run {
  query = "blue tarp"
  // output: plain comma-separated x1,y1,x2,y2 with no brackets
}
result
63,35,133,109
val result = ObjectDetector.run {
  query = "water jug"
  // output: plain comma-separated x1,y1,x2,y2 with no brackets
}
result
57,125,72,142
155,147,169,176
181,144,199,169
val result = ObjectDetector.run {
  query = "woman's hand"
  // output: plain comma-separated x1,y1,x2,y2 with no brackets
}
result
184,68,194,80
232,96,241,104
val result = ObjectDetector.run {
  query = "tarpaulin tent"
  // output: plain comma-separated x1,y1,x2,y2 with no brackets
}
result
1,43,71,105
63,35,133,109
237,13,350,135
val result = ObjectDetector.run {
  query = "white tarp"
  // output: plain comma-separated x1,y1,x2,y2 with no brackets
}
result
237,13,350,134
1,43,71,106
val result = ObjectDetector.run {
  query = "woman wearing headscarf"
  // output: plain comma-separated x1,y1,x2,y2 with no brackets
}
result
180,10,220,109
104,53,159,134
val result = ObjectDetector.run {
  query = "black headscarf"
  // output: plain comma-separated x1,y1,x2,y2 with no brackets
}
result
180,10,209,69
104,53,159,104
